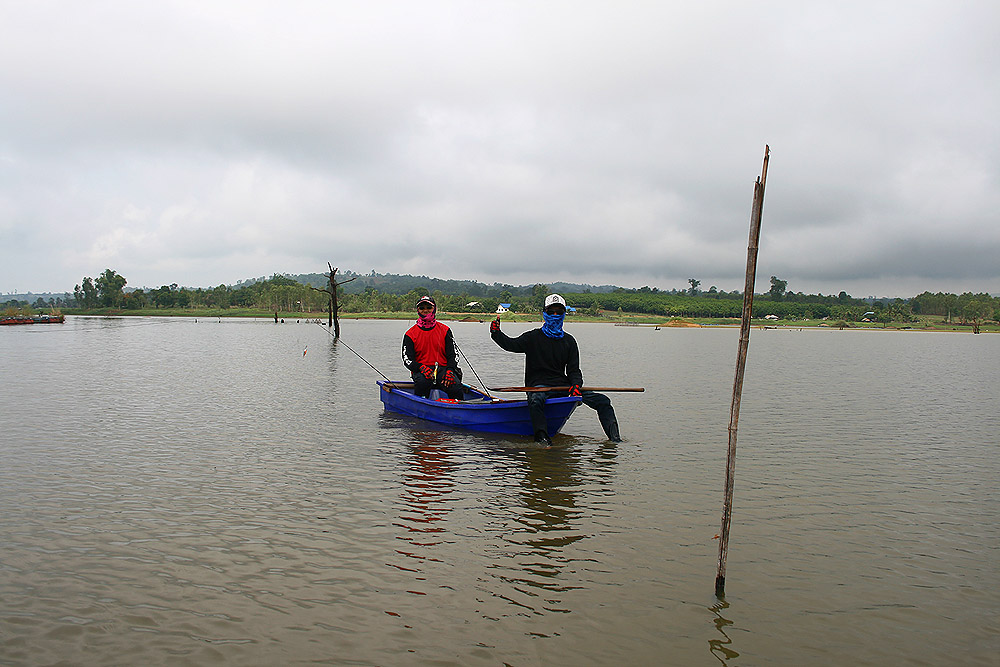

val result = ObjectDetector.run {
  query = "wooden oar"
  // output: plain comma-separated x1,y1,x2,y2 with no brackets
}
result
488,386,644,392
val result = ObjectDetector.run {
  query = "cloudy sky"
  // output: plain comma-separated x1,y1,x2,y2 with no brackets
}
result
1,1,997,298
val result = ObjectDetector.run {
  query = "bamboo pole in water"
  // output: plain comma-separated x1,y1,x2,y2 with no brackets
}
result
716,145,770,597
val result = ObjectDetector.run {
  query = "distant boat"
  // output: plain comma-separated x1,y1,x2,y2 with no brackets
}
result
0,314,65,326
377,381,581,436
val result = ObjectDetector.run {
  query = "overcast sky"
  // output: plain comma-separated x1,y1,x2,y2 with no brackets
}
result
1,1,997,298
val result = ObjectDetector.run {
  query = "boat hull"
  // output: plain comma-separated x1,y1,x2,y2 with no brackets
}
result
0,314,65,325
377,381,581,436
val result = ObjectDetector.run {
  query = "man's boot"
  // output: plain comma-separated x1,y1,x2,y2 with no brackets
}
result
601,415,622,443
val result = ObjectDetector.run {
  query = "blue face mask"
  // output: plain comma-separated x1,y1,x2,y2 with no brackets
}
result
541,310,565,338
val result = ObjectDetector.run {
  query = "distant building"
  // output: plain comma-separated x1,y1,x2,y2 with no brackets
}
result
466,301,481,308
764,314,779,320
496,303,511,313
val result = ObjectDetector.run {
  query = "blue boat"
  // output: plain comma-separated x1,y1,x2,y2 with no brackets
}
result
377,381,582,436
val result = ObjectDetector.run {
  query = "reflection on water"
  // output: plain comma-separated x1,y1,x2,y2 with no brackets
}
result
0,318,997,666
496,444,620,609
488,448,592,620
517,449,589,550
708,599,740,664
387,426,624,626
511,445,616,629
395,433,456,564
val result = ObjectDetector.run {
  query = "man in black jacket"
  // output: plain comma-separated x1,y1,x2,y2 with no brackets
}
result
490,294,621,445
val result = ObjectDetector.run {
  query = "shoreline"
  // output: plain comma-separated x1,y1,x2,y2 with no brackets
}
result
55,309,998,333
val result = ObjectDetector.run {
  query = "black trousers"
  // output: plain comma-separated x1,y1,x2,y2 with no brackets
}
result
527,389,620,440
411,371,465,400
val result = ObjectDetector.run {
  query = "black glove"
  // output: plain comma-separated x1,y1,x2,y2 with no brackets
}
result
419,365,436,380
443,369,457,387
568,384,582,397
490,317,501,333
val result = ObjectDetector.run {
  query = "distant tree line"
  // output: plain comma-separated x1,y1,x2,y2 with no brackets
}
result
2,295,74,310
58,269,1000,328
909,291,998,333
286,270,620,298
70,272,334,312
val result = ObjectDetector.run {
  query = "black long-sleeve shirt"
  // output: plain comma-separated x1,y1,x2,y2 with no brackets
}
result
491,327,584,388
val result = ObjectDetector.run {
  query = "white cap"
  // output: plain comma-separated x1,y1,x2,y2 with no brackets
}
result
543,294,566,309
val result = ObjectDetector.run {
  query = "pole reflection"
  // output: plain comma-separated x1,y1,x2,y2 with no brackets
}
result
707,598,741,664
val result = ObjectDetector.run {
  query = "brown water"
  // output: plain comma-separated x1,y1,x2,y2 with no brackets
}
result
1,317,997,665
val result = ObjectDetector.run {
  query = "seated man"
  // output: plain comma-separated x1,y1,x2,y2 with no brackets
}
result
402,295,464,400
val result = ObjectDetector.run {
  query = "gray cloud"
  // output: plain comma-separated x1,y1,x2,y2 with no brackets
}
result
2,1,997,297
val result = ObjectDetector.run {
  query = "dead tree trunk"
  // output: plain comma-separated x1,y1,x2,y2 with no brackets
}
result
310,263,357,339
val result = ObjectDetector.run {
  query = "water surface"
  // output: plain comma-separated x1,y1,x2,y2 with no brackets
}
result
1,317,997,665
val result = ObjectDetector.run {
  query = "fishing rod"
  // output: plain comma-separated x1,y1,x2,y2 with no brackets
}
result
314,322,394,384
489,386,645,392
453,341,493,399
315,323,488,396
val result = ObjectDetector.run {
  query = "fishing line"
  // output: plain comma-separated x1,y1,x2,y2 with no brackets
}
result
313,322,394,383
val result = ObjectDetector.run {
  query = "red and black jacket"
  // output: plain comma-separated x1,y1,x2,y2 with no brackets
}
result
402,322,460,374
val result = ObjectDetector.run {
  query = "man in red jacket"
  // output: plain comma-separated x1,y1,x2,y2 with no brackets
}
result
402,295,464,400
